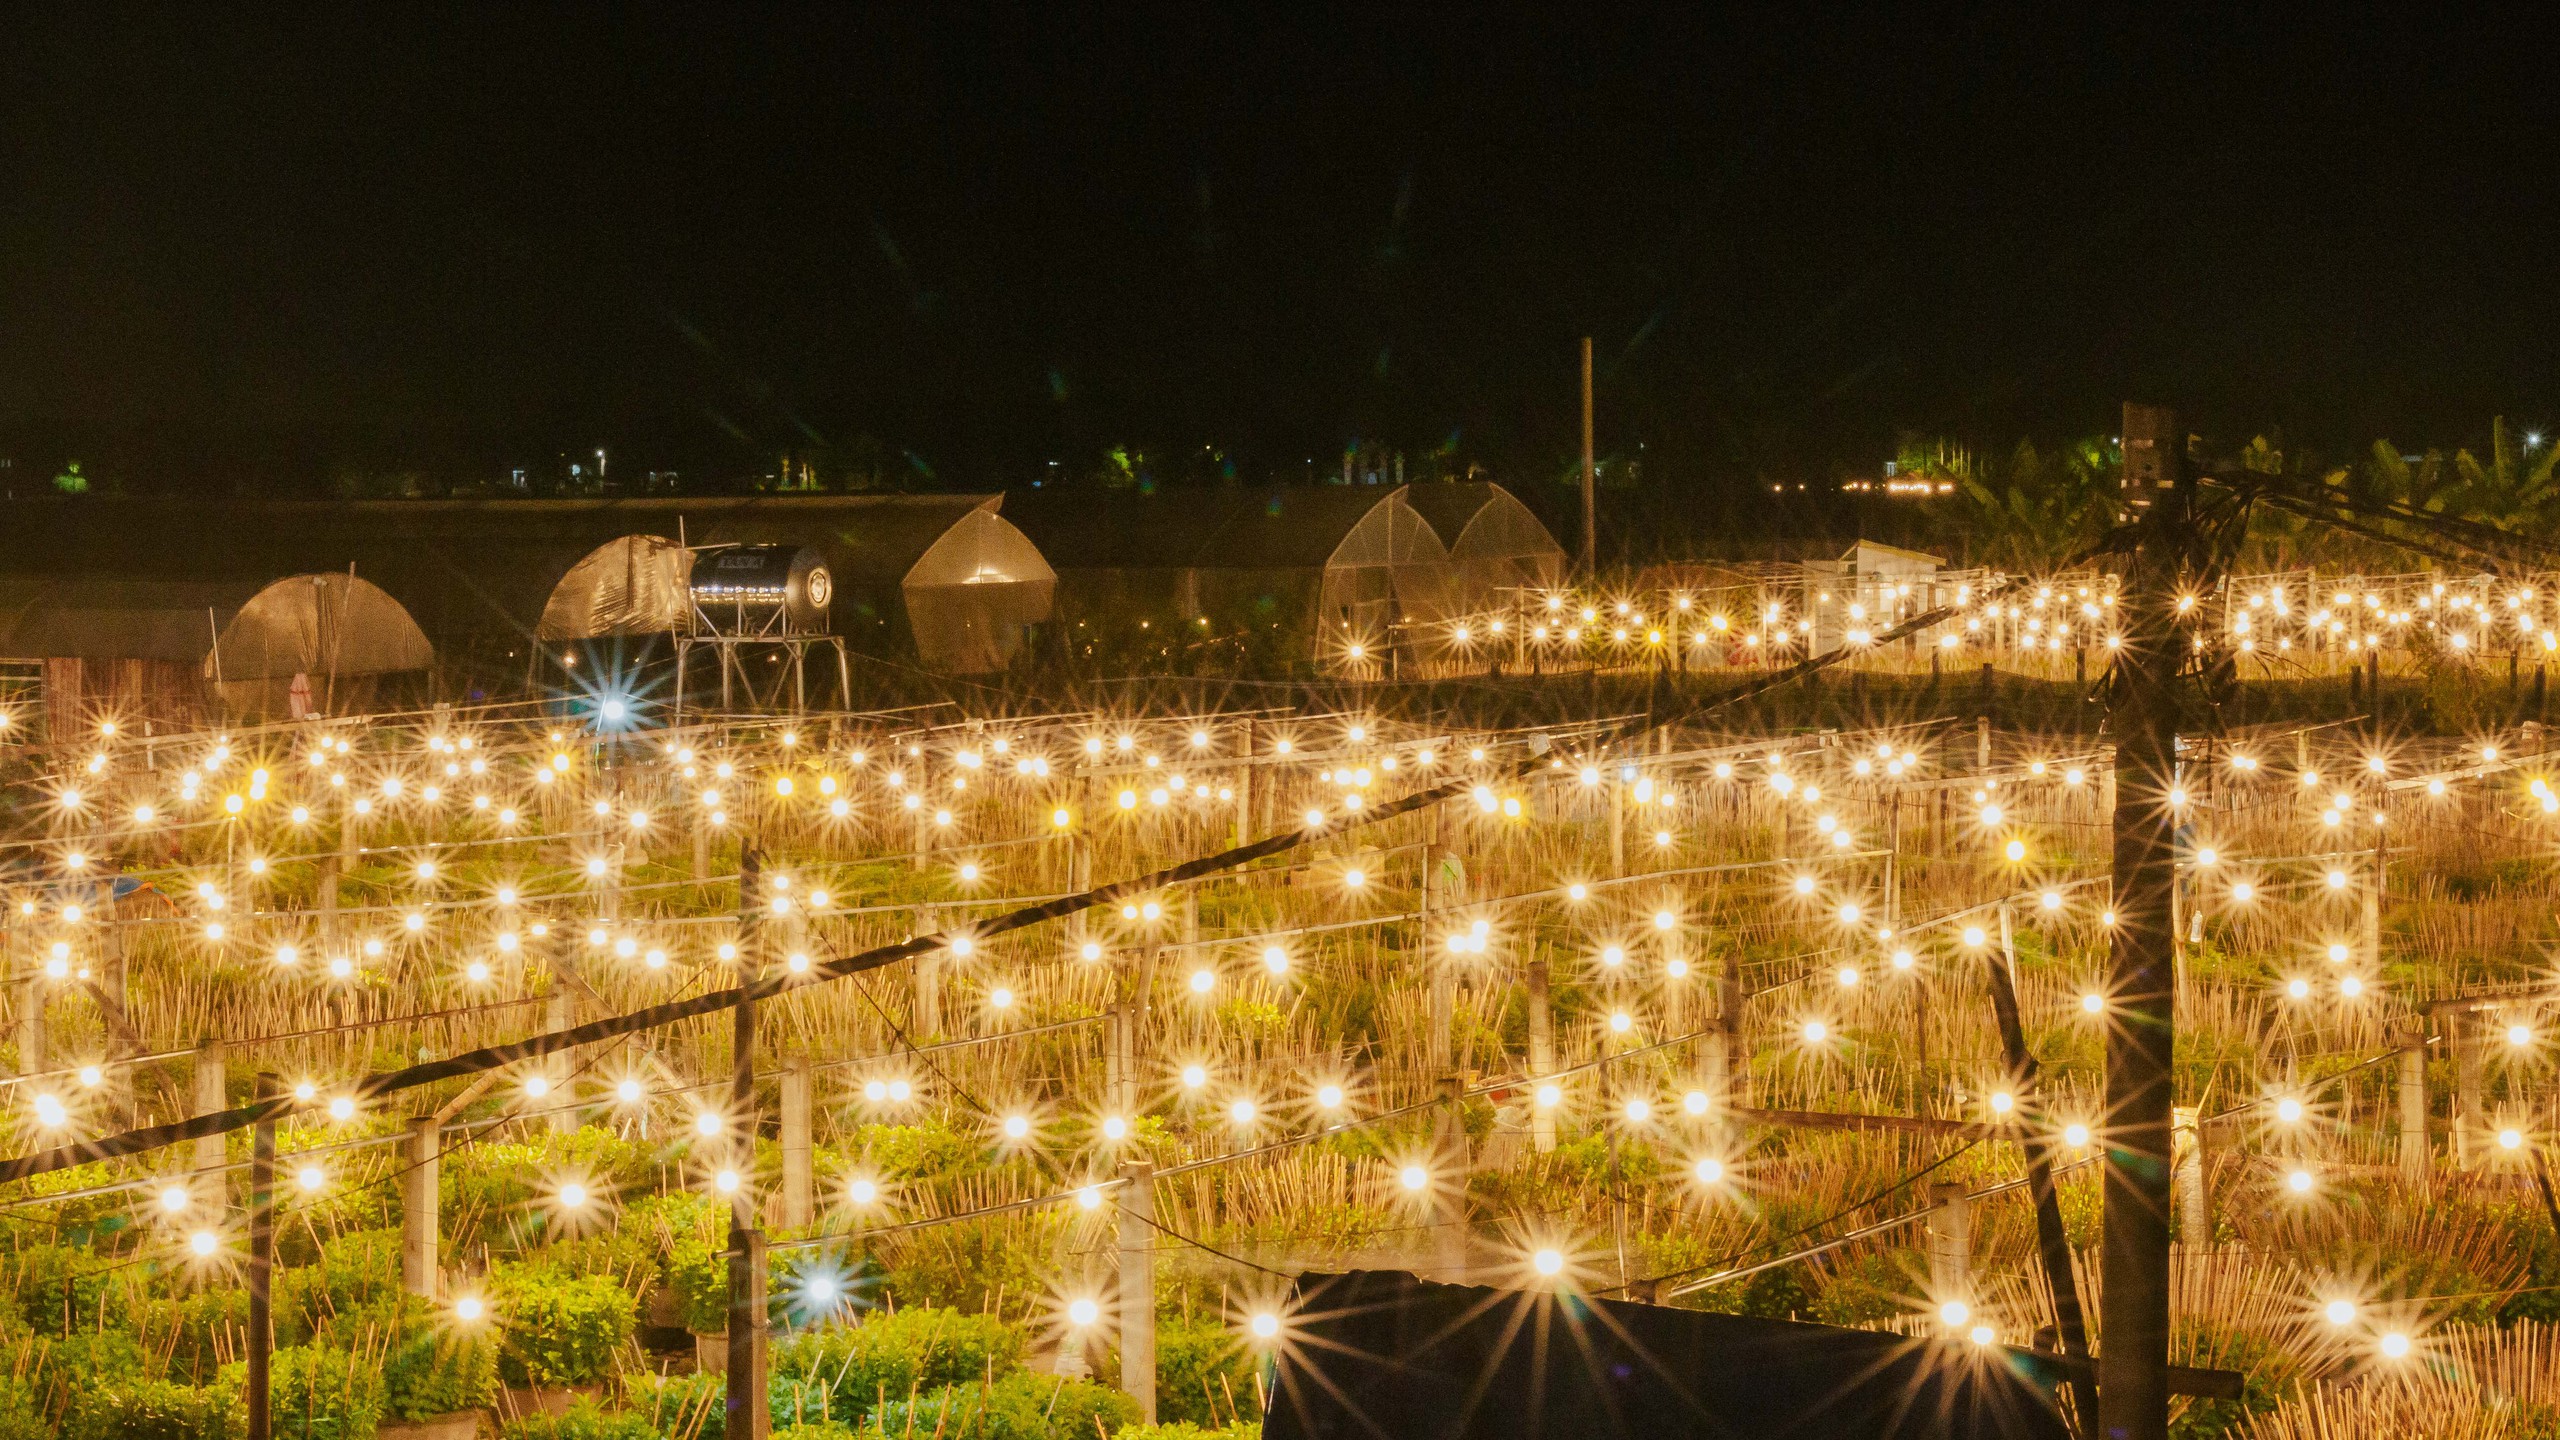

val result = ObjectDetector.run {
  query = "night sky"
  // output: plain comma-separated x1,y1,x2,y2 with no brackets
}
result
6,7,2559,499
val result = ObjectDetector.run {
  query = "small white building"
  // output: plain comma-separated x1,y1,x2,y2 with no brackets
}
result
1801,541,1945,656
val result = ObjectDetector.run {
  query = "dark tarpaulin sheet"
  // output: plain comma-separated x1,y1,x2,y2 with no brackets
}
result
1262,1271,2073,1440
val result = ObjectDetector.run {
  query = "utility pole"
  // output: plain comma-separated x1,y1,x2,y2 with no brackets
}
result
1580,337,1597,576
2101,401,2201,1440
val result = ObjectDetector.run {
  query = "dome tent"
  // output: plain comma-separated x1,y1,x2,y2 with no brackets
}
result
1001,484,1456,675
1401,482,1569,613
536,534,696,640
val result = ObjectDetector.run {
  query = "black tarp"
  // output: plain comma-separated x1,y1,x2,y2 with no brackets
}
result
1262,1270,2074,1440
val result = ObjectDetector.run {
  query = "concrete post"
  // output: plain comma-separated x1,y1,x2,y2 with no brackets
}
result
2363,850,2384,967
2400,1041,2431,1185
404,1116,440,1297
15,971,40,1079
1923,1181,1970,1299
193,1039,227,1176
1118,1159,1157,1424
1719,950,1746,1109
1233,721,1254,851
1525,958,1555,1153
2455,1009,2482,1168
1608,772,1626,877
1433,1076,1473,1281
2173,1107,2208,1244
780,1060,812,1232
912,908,942,1038
547,939,579,1135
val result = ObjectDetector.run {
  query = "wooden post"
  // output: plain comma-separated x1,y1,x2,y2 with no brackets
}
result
2454,1008,2482,1168
2365,821,2385,966
1718,950,1745,1110
2099,400,2196,1440
1923,1181,1970,1301
1233,720,1254,851
1118,1158,1157,1424
246,1075,278,1440
727,847,769,1440
404,1116,439,1297
1526,958,1556,1154
780,1059,812,1232
1423,840,1452,1072
2399,1041,2430,1186
1987,904,2091,1410
194,1039,227,1177
1579,336,1596,576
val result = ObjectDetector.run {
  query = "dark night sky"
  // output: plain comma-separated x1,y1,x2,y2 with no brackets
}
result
6,6,2560,497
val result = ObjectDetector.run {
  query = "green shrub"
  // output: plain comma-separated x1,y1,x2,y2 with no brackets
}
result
497,1398,654,1440
770,1307,1024,1428
663,1236,729,1336
138,1288,256,1382
772,1426,856,1440
10,1245,112,1335
1153,1318,1260,1427
60,1378,240,1440
0,1375,51,1440
621,1370,723,1440
492,1267,637,1387
869,1372,1136,1440
251,1345,386,1440
384,1327,500,1420
1120,1426,1263,1440
48,1331,149,1384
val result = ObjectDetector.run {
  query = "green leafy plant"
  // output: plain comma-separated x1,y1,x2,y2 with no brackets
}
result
622,1370,723,1440
492,1267,637,1387
384,1327,500,1420
1153,1317,1260,1428
10,1244,114,1335
869,1371,1136,1440
769,1307,1024,1429
498,1397,654,1440
251,1345,386,1440
663,1236,730,1337
61,1378,241,1440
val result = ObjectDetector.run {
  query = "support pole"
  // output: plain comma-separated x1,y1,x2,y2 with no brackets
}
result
1578,336,1596,576
780,1059,812,1232
1525,958,1555,1153
1118,1159,1157,1424
2399,1040,2430,1186
1923,1181,1970,1302
404,1116,440,1297
2455,1008,2483,1168
727,846,768,1440
14,967,39,1079
194,1039,227,1177
2174,1107,2208,1244
246,1075,278,1440
2099,400,2197,1440
1433,1075,1473,1280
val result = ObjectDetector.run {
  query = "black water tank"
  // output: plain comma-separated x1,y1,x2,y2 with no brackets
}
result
687,545,833,631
